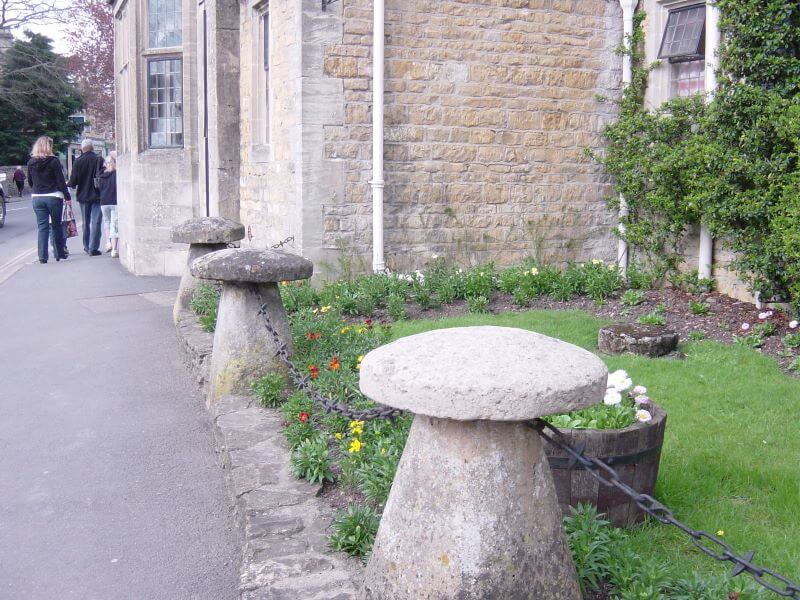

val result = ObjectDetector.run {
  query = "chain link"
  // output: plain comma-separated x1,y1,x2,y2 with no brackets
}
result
271,236,295,249
254,287,798,597
256,291,402,421
531,419,800,598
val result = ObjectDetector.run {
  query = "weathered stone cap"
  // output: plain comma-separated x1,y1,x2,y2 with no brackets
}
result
171,217,245,244
190,248,313,283
360,326,608,421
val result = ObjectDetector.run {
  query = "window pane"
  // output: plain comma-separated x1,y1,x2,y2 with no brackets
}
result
658,5,705,59
148,59,183,147
670,59,705,98
149,0,182,48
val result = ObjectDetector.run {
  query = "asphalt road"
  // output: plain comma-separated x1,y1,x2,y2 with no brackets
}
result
0,196,40,283
0,223,239,599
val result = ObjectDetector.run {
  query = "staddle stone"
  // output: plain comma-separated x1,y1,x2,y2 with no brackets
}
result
598,323,679,357
171,216,245,245
171,217,245,321
191,248,313,403
190,248,313,283
359,326,607,600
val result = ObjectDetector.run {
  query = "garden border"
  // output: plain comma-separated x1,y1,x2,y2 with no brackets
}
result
174,308,362,599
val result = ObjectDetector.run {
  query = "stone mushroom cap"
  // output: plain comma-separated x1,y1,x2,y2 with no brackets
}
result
190,248,313,283
360,326,608,421
171,217,245,244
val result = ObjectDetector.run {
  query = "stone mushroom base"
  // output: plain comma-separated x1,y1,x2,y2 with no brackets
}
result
361,416,581,599
174,243,226,321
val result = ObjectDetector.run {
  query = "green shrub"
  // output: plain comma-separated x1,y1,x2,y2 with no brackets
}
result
386,293,407,321
583,261,623,302
563,504,621,594
689,301,711,316
638,311,666,326
735,333,765,349
497,267,523,294
290,436,334,484
783,332,800,349
463,265,495,299
280,280,317,314
625,262,655,290
189,283,221,332
412,286,438,311
251,373,285,408
434,276,458,304
673,271,715,295
356,451,399,507
328,505,380,560
752,322,776,338
621,289,646,307
790,357,800,373
688,330,706,342
466,295,489,314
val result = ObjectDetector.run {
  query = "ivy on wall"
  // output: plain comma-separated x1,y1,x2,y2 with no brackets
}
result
596,2,800,312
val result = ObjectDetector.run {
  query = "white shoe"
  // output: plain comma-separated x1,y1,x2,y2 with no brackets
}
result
111,250,119,258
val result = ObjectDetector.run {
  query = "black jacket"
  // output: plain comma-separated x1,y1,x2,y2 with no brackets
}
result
26,156,71,201
98,170,117,206
67,151,104,203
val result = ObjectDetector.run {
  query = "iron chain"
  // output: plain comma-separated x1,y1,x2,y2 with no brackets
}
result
531,419,800,598
255,291,798,597
271,236,295,249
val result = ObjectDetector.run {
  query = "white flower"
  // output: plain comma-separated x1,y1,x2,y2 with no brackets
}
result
632,385,647,396
604,389,622,406
634,395,650,406
758,311,773,320
790,320,799,329
607,369,632,392
431,254,439,260
529,267,539,276
741,322,750,331
608,264,617,271
635,409,653,423
591,258,603,265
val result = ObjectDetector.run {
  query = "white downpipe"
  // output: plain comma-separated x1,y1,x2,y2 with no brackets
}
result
698,3,720,281
617,0,637,273
371,0,385,272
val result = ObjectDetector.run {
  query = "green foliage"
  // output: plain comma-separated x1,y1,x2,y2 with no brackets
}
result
466,295,489,314
544,401,637,430
595,3,800,311
688,330,706,342
672,271,715,295
251,373,285,408
328,505,379,560
463,265,495,299
290,436,333,484
0,32,84,164
783,332,800,349
735,333,765,349
752,322,777,338
386,293,407,321
689,301,710,316
638,311,666,326
279,280,318,313
790,357,800,373
189,282,221,332
621,289,646,307
626,262,656,291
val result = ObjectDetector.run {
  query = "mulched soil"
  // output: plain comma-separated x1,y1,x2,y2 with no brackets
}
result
367,285,799,374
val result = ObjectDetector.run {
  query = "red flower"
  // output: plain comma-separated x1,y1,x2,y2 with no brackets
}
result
364,319,373,329
315,332,321,340
299,411,309,423
329,356,341,371
305,331,322,341
308,364,320,379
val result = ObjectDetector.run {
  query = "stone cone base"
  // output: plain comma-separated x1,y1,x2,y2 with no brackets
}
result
208,281,291,404
361,416,581,599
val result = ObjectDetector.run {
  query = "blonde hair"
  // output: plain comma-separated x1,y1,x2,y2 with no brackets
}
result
31,136,54,158
104,151,117,172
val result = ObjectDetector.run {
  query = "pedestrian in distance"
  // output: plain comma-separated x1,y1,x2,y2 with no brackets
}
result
13,166,25,196
27,136,70,264
98,151,118,258
67,139,104,256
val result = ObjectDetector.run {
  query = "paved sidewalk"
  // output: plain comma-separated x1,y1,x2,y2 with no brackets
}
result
0,252,239,599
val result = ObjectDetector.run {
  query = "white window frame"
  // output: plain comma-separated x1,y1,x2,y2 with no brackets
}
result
644,0,713,109
146,56,184,149
250,0,272,162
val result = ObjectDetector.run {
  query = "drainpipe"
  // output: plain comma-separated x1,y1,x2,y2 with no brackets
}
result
698,3,720,281
617,0,637,273
371,0,385,272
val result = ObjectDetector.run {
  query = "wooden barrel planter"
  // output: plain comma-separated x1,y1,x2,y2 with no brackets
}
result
544,404,667,528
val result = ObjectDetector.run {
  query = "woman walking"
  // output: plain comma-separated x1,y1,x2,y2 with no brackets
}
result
27,136,70,263
98,151,118,258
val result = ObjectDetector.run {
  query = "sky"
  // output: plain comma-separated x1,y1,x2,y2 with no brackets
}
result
22,22,71,54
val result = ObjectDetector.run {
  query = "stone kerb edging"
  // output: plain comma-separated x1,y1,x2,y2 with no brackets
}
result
174,310,361,599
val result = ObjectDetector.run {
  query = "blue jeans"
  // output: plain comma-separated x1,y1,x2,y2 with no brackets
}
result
32,196,64,261
79,201,102,252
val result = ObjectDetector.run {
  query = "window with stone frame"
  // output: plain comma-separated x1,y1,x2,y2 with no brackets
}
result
148,0,182,49
252,4,271,147
658,4,706,98
147,58,184,148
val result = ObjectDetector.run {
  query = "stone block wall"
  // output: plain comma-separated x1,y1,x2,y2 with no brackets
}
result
320,0,624,272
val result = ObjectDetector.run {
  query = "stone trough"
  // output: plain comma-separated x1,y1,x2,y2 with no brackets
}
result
358,326,608,599
598,323,679,357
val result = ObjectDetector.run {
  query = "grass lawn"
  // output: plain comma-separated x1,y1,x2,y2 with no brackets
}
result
390,310,800,581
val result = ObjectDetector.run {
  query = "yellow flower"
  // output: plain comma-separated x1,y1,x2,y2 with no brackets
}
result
357,327,366,334
312,308,319,314
357,355,364,370
334,432,343,440
591,258,603,265
529,268,539,276
348,438,362,453
340,326,351,334
349,420,364,435
716,530,725,537
608,264,617,271
320,305,332,313
280,280,289,286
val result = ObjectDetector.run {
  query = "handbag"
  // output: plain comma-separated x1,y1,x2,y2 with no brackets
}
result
62,201,78,238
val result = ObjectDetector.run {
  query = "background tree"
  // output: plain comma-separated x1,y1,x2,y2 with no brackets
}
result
0,0,70,30
0,31,84,164
65,0,114,137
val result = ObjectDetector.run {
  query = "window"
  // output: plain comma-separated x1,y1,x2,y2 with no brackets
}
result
149,0,182,48
148,58,183,148
252,6,271,147
658,4,706,99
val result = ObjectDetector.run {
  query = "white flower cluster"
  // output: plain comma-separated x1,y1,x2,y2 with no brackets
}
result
604,369,652,423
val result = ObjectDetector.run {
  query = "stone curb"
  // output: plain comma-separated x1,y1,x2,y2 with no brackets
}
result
174,309,361,599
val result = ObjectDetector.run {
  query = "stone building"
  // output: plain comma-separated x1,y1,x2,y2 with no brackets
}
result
111,0,748,299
